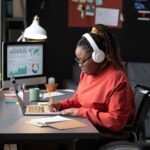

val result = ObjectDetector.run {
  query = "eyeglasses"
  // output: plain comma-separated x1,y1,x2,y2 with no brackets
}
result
75,55,91,65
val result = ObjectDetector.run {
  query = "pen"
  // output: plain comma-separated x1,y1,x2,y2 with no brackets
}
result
46,89,55,104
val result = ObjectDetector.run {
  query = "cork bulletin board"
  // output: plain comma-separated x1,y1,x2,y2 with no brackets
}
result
68,0,123,28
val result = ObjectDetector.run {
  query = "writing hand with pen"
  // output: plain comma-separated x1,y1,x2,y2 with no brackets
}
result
46,89,63,112
48,102,79,116
46,88,79,116
48,102,63,112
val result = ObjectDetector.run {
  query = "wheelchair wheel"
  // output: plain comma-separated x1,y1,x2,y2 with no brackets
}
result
98,141,140,150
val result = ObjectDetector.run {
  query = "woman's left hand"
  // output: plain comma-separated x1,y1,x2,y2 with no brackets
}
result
61,108,79,116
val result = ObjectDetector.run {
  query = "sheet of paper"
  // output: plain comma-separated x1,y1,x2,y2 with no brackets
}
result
95,7,119,26
30,115,72,124
62,89,75,93
41,91,65,98
26,121,48,127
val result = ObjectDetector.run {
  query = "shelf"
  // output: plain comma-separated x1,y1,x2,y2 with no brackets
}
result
1,0,26,42
5,17,24,22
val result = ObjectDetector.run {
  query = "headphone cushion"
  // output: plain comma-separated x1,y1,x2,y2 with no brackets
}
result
92,50,105,63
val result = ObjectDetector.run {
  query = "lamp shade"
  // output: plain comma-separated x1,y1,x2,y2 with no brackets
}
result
23,15,47,40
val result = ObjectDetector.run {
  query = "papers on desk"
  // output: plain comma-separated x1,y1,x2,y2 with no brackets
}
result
26,115,87,129
41,91,65,99
18,91,65,101
61,89,75,93
30,115,71,124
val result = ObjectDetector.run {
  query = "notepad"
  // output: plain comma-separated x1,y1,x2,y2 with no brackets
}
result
30,115,71,124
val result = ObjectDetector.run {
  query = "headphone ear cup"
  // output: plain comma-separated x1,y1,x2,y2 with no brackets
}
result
92,50,105,63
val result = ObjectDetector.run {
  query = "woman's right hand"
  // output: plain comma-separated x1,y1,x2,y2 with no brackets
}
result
48,102,63,112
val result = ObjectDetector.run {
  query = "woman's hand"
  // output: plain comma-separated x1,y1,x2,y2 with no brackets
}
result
61,108,79,116
48,102,63,112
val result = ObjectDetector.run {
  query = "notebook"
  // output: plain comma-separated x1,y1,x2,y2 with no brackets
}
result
11,77,61,116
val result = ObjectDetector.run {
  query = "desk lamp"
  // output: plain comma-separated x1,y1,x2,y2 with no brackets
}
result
17,15,47,42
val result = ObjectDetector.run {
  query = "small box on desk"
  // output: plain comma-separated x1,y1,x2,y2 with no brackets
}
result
4,92,17,103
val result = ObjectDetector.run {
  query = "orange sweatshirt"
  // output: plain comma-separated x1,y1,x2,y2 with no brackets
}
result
60,66,135,132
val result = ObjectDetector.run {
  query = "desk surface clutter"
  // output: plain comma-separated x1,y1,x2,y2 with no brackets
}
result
0,89,99,150
0,89,93,130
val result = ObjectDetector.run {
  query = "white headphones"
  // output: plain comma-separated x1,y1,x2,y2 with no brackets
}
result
82,33,105,63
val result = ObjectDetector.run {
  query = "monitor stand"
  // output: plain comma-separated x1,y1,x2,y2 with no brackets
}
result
2,76,46,89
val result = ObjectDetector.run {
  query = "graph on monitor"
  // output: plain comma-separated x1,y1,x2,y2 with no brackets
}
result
2,42,46,89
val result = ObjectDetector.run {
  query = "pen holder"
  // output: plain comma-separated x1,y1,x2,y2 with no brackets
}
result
45,83,58,92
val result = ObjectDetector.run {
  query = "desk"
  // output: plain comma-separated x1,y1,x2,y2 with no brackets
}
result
0,91,99,150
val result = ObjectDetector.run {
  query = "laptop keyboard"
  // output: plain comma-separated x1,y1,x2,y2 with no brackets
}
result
26,104,49,113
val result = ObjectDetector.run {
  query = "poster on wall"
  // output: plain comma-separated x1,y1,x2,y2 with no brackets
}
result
68,0,123,28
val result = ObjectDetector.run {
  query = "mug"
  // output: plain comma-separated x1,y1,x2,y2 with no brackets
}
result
29,88,40,102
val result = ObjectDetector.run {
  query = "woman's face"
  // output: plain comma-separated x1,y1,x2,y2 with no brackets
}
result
75,46,104,75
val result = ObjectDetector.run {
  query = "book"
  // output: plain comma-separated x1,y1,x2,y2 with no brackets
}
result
13,0,23,17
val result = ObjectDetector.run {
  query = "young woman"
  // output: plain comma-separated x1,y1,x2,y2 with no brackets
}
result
49,24,135,133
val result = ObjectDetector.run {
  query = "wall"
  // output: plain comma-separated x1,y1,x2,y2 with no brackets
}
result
26,0,150,88
120,1,150,62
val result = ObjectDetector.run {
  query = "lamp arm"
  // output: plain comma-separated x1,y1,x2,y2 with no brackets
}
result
17,34,24,42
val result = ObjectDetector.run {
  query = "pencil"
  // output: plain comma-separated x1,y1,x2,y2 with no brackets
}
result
46,89,55,104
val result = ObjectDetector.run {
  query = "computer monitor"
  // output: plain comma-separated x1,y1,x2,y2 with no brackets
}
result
2,42,46,89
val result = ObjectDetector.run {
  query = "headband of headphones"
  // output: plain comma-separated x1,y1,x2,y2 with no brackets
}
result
82,33,103,54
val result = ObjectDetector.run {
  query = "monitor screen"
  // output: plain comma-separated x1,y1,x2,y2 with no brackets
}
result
2,42,46,89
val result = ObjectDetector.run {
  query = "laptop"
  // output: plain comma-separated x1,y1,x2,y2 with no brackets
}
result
11,77,61,116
